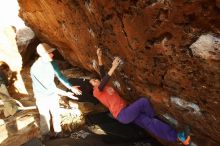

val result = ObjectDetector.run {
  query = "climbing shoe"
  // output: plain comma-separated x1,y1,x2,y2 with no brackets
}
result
177,126,191,145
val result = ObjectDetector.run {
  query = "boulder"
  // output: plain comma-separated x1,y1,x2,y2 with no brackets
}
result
18,0,220,145
190,34,220,60
16,26,39,65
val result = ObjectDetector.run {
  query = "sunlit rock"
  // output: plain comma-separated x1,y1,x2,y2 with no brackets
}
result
190,34,220,60
16,26,38,65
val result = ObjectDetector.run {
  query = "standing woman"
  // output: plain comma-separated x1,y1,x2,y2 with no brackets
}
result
30,43,81,139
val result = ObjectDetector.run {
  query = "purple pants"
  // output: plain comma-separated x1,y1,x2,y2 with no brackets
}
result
117,97,177,142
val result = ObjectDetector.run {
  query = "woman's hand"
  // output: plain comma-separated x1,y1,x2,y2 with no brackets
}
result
70,86,82,95
107,57,121,76
96,48,103,65
65,92,79,100
112,57,121,69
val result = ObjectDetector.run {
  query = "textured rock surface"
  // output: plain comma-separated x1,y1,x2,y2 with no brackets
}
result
0,26,22,72
0,110,40,146
16,26,39,65
19,0,220,145
216,0,220,8
0,25,28,94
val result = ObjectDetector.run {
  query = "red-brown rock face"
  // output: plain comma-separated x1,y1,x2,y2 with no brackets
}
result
19,0,220,145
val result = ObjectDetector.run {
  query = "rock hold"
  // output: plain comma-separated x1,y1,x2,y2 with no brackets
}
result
190,34,220,60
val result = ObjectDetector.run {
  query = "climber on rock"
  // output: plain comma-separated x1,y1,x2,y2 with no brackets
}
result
89,48,191,145
30,43,82,140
